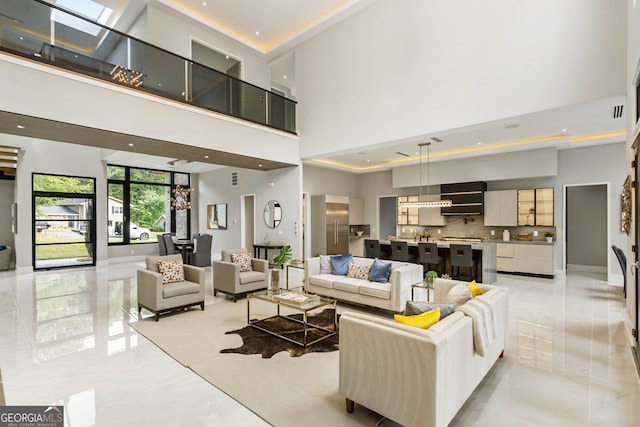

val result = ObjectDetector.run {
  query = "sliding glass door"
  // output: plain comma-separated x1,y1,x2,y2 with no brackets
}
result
33,174,96,270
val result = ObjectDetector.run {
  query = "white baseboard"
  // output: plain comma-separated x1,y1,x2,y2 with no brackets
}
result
566,264,607,274
16,266,33,275
108,255,146,264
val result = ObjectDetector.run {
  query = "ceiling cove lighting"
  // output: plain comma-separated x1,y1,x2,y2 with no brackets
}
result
398,142,452,209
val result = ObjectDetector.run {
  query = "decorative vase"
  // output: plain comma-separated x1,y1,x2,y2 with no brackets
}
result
270,268,281,293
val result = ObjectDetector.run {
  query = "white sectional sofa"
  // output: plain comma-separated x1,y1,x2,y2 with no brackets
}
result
339,278,509,427
304,256,423,312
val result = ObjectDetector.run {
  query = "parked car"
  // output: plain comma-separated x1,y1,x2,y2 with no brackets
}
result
129,223,151,240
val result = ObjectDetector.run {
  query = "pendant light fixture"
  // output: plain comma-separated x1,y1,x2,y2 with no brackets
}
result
398,142,452,209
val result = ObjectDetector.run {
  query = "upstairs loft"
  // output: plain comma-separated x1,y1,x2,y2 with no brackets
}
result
0,0,296,135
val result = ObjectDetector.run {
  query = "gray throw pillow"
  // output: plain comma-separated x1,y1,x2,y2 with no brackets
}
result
404,301,456,320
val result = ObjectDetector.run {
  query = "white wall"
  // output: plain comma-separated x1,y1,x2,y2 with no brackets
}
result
146,5,271,89
197,165,303,260
0,180,15,253
302,165,360,197
296,0,626,158
0,56,299,167
393,148,559,188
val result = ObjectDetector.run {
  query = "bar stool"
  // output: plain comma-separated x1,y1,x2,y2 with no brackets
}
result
449,244,476,281
364,239,380,259
390,241,416,263
417,242,444,275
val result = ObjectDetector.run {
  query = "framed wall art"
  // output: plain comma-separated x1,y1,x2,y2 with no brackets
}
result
207,203,227,230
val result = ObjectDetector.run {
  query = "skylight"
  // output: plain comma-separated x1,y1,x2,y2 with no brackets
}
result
51,0,112,37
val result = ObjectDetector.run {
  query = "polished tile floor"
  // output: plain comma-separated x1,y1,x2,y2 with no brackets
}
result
0,262,638,426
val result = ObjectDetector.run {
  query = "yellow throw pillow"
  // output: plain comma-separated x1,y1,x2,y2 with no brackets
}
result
157,259,185,284
394,307,440,329
467,280,483,297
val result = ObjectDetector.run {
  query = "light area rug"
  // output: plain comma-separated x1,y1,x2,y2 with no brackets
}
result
130,300,397,427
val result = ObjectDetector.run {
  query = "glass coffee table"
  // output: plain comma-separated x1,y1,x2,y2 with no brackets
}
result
247,290,337,347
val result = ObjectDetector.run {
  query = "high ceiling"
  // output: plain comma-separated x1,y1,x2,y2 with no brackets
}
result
1,1,627,174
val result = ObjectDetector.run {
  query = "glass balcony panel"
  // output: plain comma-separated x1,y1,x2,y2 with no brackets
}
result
129,39,186,102
240,83,267,124
0,0,53,58
191,62,231,114
0,0,296,133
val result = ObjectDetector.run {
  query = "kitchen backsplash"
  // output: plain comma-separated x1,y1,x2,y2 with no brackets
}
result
397,216,555,242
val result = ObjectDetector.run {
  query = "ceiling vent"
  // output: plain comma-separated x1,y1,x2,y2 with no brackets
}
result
431,137,443,142
395,151,410,157
612,105,624,119
231,171,238,187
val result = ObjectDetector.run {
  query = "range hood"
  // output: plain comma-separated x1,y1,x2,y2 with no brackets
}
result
440,181,487,216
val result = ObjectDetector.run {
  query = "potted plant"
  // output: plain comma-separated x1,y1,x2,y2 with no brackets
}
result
425,270,438,287
270,245,292,293
545,232,554,243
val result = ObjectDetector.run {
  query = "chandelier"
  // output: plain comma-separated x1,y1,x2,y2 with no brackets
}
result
398,142,452,209
171,184,193,210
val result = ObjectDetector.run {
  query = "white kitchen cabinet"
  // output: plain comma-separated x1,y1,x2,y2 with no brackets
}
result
496,243,514,272
497,242,554,277
514,244,554,276
484,190,518,226
418,194,446,226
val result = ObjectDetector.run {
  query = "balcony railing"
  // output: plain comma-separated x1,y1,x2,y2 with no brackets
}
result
0,0,296,134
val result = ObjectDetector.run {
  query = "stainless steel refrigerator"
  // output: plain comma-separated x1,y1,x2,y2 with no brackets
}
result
311,196,350,255
325,202,349,255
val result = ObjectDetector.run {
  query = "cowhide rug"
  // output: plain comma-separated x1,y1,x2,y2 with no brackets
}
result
221,309,339,358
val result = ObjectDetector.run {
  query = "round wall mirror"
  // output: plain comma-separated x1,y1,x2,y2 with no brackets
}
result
264,200,282,228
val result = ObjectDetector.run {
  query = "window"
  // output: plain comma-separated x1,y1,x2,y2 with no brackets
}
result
107,165,190,245
33,173,96,270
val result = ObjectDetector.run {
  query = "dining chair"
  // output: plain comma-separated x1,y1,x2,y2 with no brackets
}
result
449,244,476,281
188,234,212,267
157,234,167,256
163,234,180,255
417,242,444,275
612,245,626,297
390,241,415,263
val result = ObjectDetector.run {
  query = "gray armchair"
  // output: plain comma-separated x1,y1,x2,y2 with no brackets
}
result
213,248,268,302
137,254,206,321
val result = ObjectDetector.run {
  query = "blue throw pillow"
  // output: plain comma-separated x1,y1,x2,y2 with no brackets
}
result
0,245,6,251
369,258,392,283
330,254,353,275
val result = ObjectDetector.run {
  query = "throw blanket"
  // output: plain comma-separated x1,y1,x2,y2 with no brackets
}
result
455,297,495,357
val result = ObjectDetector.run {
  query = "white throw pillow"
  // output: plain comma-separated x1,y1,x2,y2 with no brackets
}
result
445,283,472,305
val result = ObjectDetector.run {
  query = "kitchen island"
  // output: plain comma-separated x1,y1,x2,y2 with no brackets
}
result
378,239,497,284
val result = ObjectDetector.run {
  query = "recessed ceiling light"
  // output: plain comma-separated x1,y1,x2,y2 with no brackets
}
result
16,125,25,129
367,160,370,163
204,155,209,159
225,55,229,59
255,31,260,35
477,142,482,145
283,75,287,79
19,36,23,40
202,2,207,6
562,128,567,132
158,83,162,87
128,143,134,147
258,164,263,168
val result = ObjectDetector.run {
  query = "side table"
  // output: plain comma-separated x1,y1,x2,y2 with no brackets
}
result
411,281,434,302
286,262,305,290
